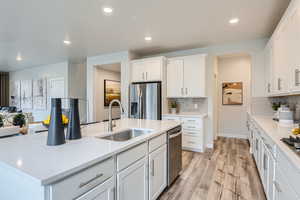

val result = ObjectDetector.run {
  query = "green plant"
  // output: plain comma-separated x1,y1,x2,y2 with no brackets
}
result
272,102,281,111
170,101,177,109
13,113,26,127
0,115,3,128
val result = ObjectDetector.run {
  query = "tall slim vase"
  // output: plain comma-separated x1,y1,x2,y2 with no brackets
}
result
66,98,81,140
47,98,66,146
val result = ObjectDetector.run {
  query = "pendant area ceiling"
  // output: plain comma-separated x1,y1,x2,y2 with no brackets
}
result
0,0,290,71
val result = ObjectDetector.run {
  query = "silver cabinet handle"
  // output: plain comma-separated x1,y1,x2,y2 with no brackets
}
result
79,173,104,188
266,143,272,151
142,72,145,81
185,88,188,95
146,72,148,80
278,78,281,91
267,83,271,93
263,153,267,171
181,88,184,95
169,132,182,139
295,69,300,86
274,181,282,193
151,159,155,176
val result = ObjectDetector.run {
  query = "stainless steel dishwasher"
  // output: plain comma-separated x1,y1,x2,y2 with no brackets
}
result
167,125,182,186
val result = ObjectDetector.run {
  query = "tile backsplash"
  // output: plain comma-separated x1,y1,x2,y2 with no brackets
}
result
167,98,208,113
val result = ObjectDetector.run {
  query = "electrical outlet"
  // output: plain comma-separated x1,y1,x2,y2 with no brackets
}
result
194,104,198,109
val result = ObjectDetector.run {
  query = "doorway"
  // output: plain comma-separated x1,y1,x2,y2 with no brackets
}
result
94,63,122,122
215,54,251,139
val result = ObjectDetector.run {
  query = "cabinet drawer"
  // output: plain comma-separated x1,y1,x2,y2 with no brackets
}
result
182,135,202,150
277,148,300,197
162,116,180,121
182,118,202,130
50,157,114,200
117,142,147,172
183,129,202,136
149,133,167,153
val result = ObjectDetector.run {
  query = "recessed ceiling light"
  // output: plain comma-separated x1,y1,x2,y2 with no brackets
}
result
16,55,22,61
103,7,113,15
144,36,152,41
63,40,71,45
229,18,239,24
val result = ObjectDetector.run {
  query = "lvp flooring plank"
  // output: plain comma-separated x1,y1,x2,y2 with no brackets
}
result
158,137,266,200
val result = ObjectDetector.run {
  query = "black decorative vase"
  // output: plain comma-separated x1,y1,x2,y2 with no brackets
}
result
66,98,81,140
47,98,66,146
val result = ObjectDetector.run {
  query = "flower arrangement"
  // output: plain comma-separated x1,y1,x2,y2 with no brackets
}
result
43,114,69,128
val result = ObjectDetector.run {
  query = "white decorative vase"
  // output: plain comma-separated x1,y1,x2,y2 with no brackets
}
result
171,108,177,114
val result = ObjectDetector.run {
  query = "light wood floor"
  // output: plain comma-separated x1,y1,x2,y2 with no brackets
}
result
159,137,266,200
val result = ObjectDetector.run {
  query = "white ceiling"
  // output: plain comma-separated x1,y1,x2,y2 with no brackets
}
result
0,0,290,71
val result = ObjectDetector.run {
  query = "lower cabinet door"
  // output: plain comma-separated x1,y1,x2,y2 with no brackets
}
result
274,168,299,200
149,144,167,200
117,157,148,200
76,177,115,200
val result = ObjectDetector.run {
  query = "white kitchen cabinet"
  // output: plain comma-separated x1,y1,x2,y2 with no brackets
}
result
288,9,300,92
149,144,167,200
117,157,148,200
163,115,205,152
167,54,206,98
76,177,115,200
274,168,299,200
264,42,274,96
166,59,184,97
131,57,164,82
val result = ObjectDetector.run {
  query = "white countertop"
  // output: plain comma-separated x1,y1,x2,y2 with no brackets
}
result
163,113,208,118
0,118,180,185
250,115,300,171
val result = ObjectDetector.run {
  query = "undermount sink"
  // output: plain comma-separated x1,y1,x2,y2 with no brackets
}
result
98,128,153,142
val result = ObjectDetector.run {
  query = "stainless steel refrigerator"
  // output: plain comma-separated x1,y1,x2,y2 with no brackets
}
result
129,82,162,120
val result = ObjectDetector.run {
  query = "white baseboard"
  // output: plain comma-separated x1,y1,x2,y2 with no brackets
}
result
218,132,248,139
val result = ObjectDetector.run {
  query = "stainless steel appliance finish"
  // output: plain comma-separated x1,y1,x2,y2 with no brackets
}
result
129,82,162,120
98,128,153,142
167,125,182,186
108,99,124,132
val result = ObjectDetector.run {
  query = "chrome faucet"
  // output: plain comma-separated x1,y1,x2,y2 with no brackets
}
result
108,99,125,132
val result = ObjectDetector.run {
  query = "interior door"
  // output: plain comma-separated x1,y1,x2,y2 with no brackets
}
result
183,55,206,97
149,145,167,200
117,158,148,200
166,59,184,97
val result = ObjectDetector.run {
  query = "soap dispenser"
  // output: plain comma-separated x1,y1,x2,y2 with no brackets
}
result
66,98,81,140
47,98,66,146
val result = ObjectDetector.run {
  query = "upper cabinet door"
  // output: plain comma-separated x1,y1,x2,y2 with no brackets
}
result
264,42,273,96
183,55,206,97
131,62,146,82
131,57,164,82
145,59,162,81
288,9,300,92
166,59,184,97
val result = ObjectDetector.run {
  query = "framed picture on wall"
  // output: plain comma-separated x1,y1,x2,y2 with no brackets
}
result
222,82,243,105
104,80,121,106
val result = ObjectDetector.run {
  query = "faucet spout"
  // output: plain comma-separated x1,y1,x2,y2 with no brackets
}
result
108,99,124,132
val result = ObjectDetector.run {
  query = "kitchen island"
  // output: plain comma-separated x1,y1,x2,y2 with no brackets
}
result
0,118,181,200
